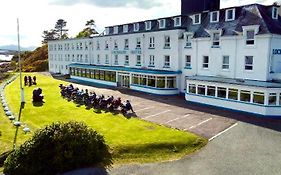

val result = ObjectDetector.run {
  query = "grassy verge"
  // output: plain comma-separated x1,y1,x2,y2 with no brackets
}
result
0,73,207,166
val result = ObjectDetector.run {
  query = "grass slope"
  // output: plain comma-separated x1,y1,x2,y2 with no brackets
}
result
0,73,207,165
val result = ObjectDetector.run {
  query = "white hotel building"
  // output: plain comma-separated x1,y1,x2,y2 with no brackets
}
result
48,0,281,118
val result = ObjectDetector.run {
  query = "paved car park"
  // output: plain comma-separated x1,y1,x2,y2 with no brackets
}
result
72,81,237,140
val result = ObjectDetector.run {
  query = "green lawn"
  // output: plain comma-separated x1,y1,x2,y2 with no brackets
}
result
0,73,207,165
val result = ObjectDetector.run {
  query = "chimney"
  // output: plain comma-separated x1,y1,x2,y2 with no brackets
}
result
181,0,220,15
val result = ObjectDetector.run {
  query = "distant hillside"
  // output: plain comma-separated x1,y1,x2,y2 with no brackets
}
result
0,45,36,51
12,45,48,72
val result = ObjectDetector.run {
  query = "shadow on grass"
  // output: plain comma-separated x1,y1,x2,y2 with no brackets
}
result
32,101,44,107
12,102,25,150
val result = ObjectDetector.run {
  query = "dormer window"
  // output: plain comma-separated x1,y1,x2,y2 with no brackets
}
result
159,19,166,29
174,17,181,27
145,21,151,30
113,26,118,34
210,11,219,23
105,28,109,35
123,25,128,33
243,25,259,46
193,14,201,24
212,32,220,47
272,7,279,19
226,9,235,21
134,23,139,31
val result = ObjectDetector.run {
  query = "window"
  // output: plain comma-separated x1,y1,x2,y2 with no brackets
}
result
164,55,170,67
114,40,118,50
203,56,209,69
212,32,220,47
246,30,255,45
133,23,139,31
113,26,118,34
174,17,181,26
210,11,219,23
194,14,201,24
105,40,109,49
114,55,118,65
136,55,141,66
197,85,206,95
96,41,100,50
124,39,129,50
146,21,151,30
123,25,128,33
136,38,141,49
269,93,277,105
228,88,238,100
222,56,230,70
167,77,176,88
125,55,129,66
279,93,281,106
164,36,171,48
105,55,109,64
157,77,165,88
226,9,235,21
185,55,191,68
97,55,100,64
149,37,155,48
245,56,253,70
207,86,216,96
185,35,192,47
240,90,251,102
272,7,278,19
253,92,264,105
159,19,166,28
133,74,140,85
218,87,227,98
148,76,156,87
149,55,155,67
105,28,109,35
140,75,147,86
189,84,196,94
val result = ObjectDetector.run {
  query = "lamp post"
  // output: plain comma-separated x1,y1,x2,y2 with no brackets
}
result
17,18,25,104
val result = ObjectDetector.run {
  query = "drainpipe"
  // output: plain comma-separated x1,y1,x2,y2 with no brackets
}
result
233,35,238,79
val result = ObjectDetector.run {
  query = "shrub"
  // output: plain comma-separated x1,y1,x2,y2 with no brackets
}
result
4,121,112,175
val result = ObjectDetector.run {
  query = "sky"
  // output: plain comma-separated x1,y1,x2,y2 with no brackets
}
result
0,0,278,48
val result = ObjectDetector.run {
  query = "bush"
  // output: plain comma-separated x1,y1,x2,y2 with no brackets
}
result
4,121,112,175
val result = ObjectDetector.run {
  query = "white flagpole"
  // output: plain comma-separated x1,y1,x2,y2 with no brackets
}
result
17,18,25,103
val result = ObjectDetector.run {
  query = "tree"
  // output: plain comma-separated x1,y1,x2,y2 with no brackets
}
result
42,29,57,44
76,19,99,38
4,121,112,175
55,19,69,39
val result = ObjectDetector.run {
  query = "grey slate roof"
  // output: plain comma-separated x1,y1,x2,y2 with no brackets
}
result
105,4,281,38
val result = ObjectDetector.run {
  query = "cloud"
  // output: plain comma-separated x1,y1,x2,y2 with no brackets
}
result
49,0,162,9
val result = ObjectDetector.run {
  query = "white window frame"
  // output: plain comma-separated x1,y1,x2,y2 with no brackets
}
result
245,56,254,71
164,36,171,48
136,38,141,49
136,55,141,66
96,41,100,50
225,8,235,21
133,23,139,32
114,40,118,50
193,14,201,24
174,17,181,27
272,7,279,19
113,26,118,34
185,55,191,68
202,56,209,69
123,25,128,33
124,39,129,50
149,37,155,48
105,40,109,49
114,55,119,65
210,11,219,23
159,19,166,29
145,21,152,30
105,55,109,64
164,55,170,68
149,55,155,67
212,32,220,47
125,55,129,66
242,25,259,46
222,56,230,70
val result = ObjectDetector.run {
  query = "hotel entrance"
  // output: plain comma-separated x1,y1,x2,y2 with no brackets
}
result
118,73,130,88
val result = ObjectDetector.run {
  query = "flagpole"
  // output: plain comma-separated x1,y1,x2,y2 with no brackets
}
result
17,18,24,104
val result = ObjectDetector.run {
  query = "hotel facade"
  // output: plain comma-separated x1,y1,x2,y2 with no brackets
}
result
48,0,281,117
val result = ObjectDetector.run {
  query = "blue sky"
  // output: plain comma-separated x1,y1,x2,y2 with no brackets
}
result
0,0,278,48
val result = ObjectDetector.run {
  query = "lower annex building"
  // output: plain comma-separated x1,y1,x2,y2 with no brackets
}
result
48,0,281,117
